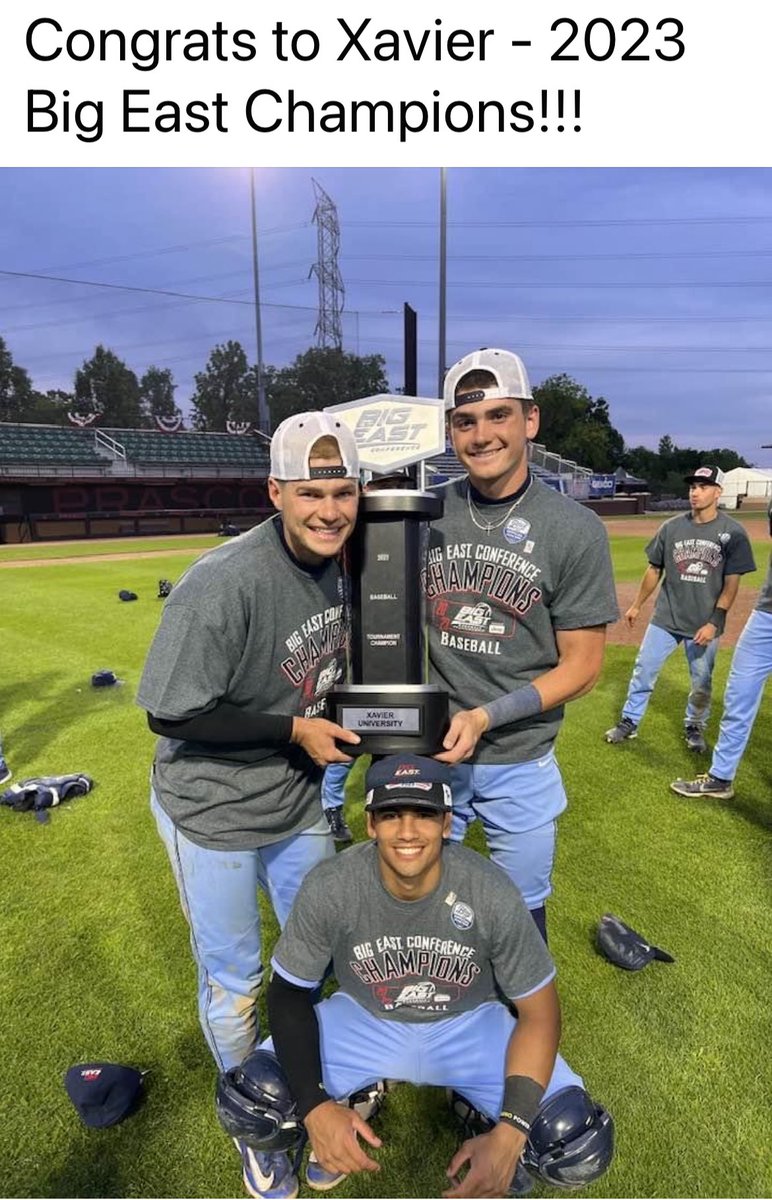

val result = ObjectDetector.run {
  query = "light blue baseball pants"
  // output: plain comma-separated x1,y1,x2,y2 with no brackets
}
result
265,990,582,1119
449,754,567,910
711,609,772,781
622,622,720,729
321,762,350,812
151,789,334,1071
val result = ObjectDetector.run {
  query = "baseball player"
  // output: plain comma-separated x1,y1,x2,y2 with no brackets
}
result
605,466,756,753
670,497,771,799
233,754,612,1200
137,413,362,1184
422,348,619,942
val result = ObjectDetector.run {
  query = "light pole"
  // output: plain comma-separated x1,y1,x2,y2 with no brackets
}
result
437,166,447,400
250,168,269,434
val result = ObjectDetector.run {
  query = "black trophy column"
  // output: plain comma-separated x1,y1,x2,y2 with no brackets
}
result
327,490,449,756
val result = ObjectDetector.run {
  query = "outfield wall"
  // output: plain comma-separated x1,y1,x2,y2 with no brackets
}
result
0,477,272,542
0,474,647,542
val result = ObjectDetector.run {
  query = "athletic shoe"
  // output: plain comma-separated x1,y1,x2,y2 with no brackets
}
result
238,1141,298,1200
604,717,638,744
306,1152,346,1192
670,773,735,800
0,759,11,786
325,807,353,844
509,1158,534,1197
306,1081,386,1189
684,724,708,754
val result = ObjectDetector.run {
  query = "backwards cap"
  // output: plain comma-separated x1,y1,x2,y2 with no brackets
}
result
443,348,533,411
270,412,359,481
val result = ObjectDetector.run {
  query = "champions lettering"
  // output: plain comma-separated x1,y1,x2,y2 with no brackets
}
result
349,945,481,987
421,555,542,614
281,611,346,686
245,90,540,143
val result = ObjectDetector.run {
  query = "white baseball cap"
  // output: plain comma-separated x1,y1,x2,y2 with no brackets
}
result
269,412,360,481
443,348,533,411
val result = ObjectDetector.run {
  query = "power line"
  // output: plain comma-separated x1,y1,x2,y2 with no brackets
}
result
347,215,772,229
441,313,772,323
343,249,772,263
345,277,772,289
0,269,399,320
348,334,772,352
27,222,309,275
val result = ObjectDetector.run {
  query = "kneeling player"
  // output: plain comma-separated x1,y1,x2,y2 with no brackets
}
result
217,754,614,1198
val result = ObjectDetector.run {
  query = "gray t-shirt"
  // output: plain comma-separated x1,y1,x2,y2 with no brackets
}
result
137,518,349,850
423,477,619,764
647,512,756,637
273,841,555,1022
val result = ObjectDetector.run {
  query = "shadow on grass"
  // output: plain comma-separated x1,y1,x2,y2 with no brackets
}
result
34,1126,136,1198
0,674,137,769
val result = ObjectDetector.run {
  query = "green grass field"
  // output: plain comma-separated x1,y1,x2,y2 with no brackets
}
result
0,534,222,563
1,540,770,1199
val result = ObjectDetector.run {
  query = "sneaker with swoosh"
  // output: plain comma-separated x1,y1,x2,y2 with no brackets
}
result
237,1141,298,1200
306,1151,346,1191
670,773,734,800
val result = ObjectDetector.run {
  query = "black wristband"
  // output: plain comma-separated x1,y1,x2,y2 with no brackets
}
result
499,1075,545,1136
709,607,727,635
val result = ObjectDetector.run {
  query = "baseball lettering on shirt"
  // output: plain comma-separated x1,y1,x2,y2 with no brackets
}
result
421,541,542,657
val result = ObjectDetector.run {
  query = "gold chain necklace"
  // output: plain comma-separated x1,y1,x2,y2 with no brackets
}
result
466,477,533,534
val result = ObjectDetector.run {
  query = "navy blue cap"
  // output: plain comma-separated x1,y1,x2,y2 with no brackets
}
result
597,914,675,972
91,670,119,688
64,1062,144,1128
118,589,138,602
364,754,452,813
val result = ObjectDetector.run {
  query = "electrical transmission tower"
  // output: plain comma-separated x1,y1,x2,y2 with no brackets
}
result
310,178,345,349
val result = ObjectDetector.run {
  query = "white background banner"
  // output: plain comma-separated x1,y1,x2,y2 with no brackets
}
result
1,1,769,166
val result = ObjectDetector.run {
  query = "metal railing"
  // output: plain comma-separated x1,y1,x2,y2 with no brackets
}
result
528,441,592,499
94,429,126,460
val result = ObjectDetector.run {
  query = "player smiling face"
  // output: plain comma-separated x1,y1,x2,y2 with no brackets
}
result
367,805,452,900
449,394,540,500
268,454,359,565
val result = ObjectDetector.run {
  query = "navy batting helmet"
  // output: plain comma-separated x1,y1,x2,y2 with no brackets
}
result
215,1050,300,1152
523,1086,614,1189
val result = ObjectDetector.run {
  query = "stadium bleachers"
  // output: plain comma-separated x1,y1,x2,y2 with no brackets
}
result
0,423,271,470
0,423,104,465
102,428,270,468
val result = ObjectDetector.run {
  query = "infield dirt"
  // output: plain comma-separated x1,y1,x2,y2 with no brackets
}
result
1,516,766,647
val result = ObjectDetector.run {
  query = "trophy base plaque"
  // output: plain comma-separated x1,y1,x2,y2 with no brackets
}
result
327,683,449,757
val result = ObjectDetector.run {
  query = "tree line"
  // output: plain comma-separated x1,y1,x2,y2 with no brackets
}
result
0,336,749,493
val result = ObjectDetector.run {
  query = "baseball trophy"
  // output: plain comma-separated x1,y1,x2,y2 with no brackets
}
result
324,394,449,755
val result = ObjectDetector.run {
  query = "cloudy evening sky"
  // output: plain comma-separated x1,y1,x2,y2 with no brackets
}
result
1,166,771,466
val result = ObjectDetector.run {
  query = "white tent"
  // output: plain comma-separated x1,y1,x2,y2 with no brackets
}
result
720,467,772,509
